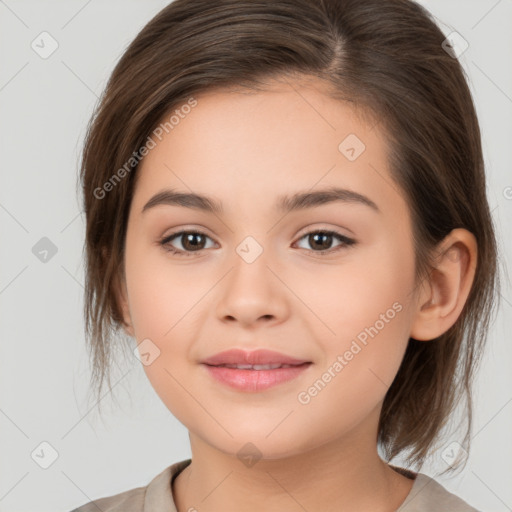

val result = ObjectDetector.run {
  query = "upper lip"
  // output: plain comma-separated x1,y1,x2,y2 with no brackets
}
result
201,349,310,366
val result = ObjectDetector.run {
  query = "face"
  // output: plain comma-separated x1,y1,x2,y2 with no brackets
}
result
118,77,420,459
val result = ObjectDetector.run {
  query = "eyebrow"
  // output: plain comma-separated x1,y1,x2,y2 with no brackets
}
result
141,186,380,215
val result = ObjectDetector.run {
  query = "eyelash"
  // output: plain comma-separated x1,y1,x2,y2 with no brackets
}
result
159,229,356,257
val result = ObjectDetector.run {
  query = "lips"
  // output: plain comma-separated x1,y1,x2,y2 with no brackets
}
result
201,348,310,367
200,349,312,392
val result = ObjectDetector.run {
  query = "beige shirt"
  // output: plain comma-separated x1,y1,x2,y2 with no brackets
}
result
70,458,480,512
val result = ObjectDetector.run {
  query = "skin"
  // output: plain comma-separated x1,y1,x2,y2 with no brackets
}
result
115,76,477,512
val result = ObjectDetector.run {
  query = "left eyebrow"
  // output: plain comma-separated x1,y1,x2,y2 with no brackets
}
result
141,186,380,215
277,187,380,213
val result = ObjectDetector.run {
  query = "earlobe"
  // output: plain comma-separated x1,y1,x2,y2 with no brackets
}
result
410,228,477,341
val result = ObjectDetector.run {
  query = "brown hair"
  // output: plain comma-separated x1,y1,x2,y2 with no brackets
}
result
79,0,500,471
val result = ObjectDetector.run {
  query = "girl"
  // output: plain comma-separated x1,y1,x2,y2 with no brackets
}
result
72,0,500,510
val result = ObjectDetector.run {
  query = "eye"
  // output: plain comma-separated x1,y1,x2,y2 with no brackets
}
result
294,229,356,255
159,228,356,257
160,230,215,257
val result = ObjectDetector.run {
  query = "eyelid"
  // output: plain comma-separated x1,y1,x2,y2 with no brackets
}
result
295,223,353,239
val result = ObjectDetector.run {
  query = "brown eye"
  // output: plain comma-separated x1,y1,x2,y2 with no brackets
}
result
160,230,214,256
179,232,207,251
295,230,355,254
159,228,355,258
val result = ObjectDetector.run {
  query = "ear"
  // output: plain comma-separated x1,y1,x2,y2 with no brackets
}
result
410,228,478,341
107,247,134,338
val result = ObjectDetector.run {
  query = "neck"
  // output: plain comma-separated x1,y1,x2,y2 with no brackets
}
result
172,425,415,512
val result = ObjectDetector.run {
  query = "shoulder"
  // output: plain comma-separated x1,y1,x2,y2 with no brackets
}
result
69,486,146,512
398,472,480,512
69,459,192,512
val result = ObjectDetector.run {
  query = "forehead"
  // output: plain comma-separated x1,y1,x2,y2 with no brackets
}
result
131,78,406,223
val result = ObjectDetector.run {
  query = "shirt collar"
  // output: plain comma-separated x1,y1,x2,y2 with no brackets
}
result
144,458,192,512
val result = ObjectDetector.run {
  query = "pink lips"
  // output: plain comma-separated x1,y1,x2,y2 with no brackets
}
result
201,349,312,392
201,348,310,366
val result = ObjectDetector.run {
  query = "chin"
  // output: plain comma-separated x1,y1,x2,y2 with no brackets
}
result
202,429,317,463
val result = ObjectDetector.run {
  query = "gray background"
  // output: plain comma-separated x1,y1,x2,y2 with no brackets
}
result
0,1,511,511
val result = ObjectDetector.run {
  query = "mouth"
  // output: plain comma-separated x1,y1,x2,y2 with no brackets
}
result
206,363,307,370
202,362,312,392
201,348,311,367
200,349,312,392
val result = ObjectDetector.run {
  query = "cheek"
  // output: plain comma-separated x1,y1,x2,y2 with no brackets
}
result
294,293,412,441
302,243,414,396
124,243,207,338
124,247,203,422
295,240,413,343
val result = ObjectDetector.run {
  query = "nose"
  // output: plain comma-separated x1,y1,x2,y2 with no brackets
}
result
214,248,289,329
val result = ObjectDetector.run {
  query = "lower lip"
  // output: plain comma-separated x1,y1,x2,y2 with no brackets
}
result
202,363,312,392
